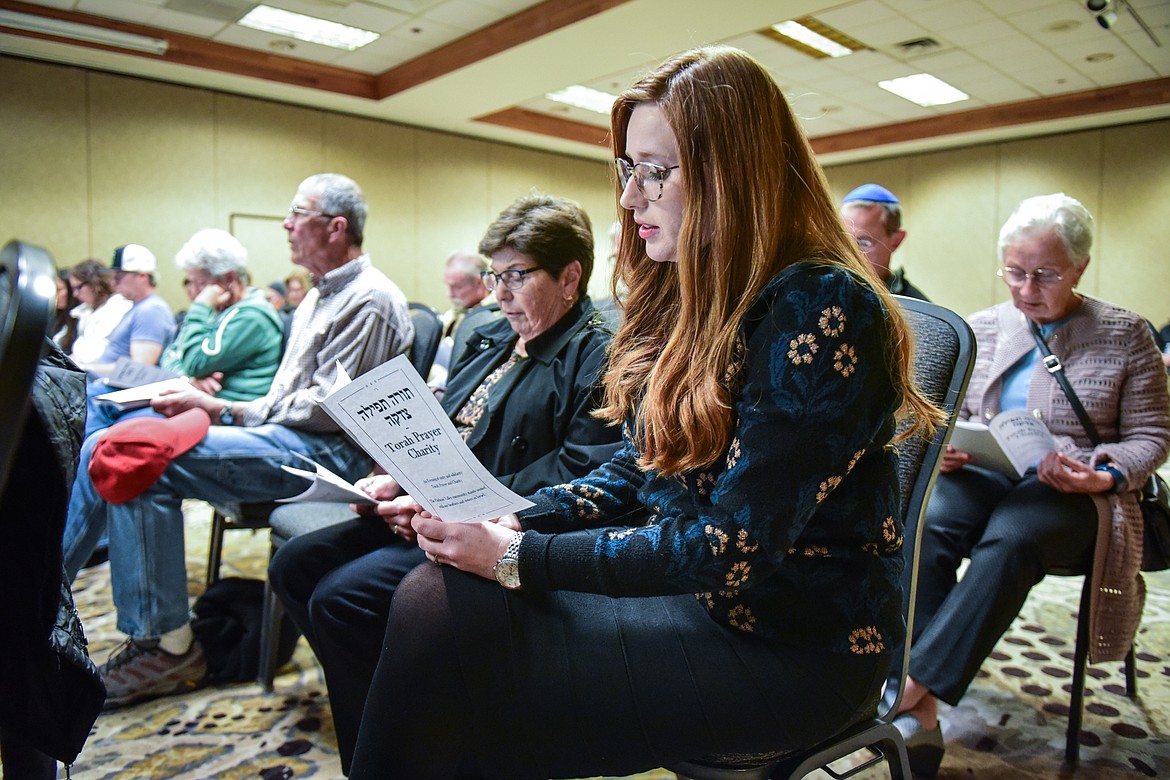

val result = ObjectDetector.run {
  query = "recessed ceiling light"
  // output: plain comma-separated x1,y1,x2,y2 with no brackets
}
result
772,20,851,57
238,5,379,51
545,85,618,115
761,17,865,59
878,73,969,107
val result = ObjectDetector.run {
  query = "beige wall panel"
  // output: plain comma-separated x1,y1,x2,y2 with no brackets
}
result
0,58,89,267
823,158,912,213
1098,122,1170,327
995,130,1104,295
552,155,618,302
413,134,491,310
324,113,418,295
906,146,1001,318
88,72,215,311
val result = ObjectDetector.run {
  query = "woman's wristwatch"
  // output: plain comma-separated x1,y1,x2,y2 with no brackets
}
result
493,531,523,590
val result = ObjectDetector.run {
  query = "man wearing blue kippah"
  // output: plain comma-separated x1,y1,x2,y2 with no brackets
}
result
840,183,929,301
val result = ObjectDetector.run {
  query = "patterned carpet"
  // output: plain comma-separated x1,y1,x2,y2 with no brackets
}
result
43,501,1170,780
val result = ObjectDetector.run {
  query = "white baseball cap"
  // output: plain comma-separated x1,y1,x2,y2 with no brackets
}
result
111,244,157,273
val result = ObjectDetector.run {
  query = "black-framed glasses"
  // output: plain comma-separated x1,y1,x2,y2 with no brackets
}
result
287,204,338,221
615,158,680,202
481,267,541,292
997,266,1065,288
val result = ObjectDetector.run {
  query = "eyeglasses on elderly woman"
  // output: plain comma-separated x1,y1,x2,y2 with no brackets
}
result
997,266,1065,288
481,267,542,292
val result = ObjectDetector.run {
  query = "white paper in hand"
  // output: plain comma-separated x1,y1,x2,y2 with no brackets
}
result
319,354,534,523
277,453,375,505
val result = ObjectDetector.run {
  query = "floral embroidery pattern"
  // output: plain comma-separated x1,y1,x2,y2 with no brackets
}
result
833,344,857,378
606,527,640,541
696,592,715,609
728,604,756,632
849,626,884,654
726,561,751,588
695,471,715,496
705,524,729,555
726,438,742,469
802,545,830,557
847,449,865,473
819,306,846,337
816,475,842,503
882,516,900,550
572,497,600,520
734,529,759,554
787,333,818,365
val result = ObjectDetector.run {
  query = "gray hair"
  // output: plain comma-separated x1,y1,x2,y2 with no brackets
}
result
303,173,367,247
998,193,1093,269
174,228,248,279
842,199,903,233
445,250,487,278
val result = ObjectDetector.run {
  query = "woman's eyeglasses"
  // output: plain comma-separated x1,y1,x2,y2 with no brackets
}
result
482,268,541,292
615,158,679,202
997,266,1065,288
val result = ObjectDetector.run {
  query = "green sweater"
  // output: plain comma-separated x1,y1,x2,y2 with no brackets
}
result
161,287,284,402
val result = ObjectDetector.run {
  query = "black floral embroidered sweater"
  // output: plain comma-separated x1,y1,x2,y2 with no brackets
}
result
516,262,906,657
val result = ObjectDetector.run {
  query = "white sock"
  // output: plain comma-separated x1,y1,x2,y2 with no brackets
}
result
157,623,194,655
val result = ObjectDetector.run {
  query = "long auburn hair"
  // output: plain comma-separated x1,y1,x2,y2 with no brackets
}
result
599,46,940,475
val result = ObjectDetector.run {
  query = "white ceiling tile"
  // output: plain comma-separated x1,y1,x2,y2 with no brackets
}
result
334,2,411,33
900,0,998,32
384,15,464,47
470,0,541,14
850,16,933,48
76,0,160,24
423,0,504,32
213,23,348,65
814,0,900,31
149,7,230,36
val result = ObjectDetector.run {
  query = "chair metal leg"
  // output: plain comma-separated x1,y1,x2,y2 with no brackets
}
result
257,577,283,691
206,508,227,588
1066,573,1093,764
1124,645,1137,699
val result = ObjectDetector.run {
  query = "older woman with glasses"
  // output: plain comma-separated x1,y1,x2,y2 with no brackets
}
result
267,192,621,774
347,46,939,780
893,193,1170,776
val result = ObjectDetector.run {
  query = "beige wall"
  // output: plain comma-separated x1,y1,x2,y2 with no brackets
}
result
0,56,618,314
5,54,1167,330
824,119,1170,328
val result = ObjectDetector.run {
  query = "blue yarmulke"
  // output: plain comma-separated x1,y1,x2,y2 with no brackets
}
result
842,183,899,205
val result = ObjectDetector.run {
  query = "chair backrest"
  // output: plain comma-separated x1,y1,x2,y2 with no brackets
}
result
883,295,976,719
407,302,442,379
0,240,56,492
447,303,502,372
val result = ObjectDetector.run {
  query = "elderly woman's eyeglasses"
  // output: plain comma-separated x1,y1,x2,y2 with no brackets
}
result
615,158,679,202
482,268,541,292
998,266,1064,288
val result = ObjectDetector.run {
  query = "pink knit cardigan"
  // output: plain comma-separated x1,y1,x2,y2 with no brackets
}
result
963,296,1170,663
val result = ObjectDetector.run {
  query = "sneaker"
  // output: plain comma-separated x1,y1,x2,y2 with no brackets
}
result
101,637,207,710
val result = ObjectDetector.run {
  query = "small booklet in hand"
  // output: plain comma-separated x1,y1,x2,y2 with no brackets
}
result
951,410,1055,478
277,452,375,505
93,377,193,412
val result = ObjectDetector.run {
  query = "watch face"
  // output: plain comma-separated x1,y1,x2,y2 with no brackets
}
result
495,559,521,590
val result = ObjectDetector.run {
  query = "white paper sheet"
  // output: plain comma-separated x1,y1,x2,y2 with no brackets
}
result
318,354,534,523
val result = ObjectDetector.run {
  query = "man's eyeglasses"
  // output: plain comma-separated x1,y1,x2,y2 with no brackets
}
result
615,158,680,202
481,267,541,292
287,204,338,221
997,266,1065,288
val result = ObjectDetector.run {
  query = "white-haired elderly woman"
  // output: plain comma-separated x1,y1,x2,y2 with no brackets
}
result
162,227,285,399
893,193,1170,776
88,228,286,432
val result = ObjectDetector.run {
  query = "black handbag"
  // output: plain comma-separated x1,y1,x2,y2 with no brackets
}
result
1028,320,1170,572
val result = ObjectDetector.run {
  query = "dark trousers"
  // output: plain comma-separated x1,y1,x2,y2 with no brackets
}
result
908,467,1097,704
267,518,427,774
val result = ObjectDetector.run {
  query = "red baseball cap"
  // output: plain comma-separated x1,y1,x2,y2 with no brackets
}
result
88,408,211,504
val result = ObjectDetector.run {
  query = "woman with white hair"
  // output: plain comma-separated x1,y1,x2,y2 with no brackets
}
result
161,227,285,401
894,193,1170,776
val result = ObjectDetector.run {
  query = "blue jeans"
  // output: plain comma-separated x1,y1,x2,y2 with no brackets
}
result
63,422,372,639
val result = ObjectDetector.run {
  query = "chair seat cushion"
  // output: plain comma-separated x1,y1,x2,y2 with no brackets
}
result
268,501,358,541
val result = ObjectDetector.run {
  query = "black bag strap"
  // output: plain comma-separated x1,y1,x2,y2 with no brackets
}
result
1026,318,1103,447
